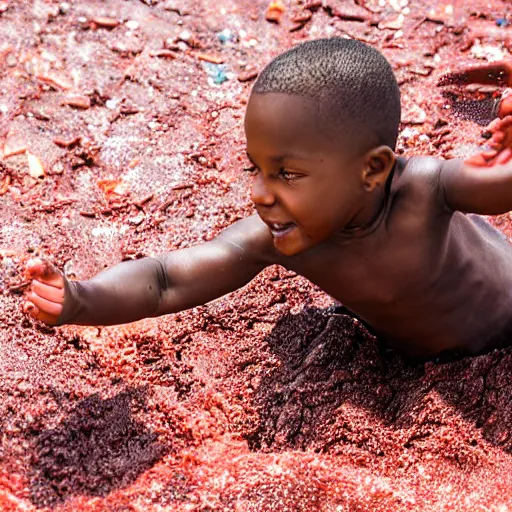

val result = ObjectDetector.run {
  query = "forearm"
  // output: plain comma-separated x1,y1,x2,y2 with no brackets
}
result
60,257,168,326
441,158,512,215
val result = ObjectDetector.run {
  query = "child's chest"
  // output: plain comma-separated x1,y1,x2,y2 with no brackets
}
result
290,211,447,307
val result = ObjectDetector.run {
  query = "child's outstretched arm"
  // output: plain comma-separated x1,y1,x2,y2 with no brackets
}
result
439,147,512,215
24,215,277,326
436,60,512,213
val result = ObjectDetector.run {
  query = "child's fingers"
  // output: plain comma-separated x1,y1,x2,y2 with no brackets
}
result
465,153,492,167
23,300,39,317
34,310,59,325
487,118,501,132
495,148,512,165
25,291,63,318
497,89,512,118
31,279,65,303
25,258,63,287
488,132,505,149
23,301,59,325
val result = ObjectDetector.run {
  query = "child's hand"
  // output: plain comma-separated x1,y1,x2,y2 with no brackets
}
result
465,114,512,166
23,258,66,325
439,62,512,119
438,61,512,89
439,62,512,167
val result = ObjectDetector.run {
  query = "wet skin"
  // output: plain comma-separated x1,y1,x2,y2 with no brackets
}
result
24,91,512,359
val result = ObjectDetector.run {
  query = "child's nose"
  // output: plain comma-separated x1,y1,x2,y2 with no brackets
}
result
251,175,275,206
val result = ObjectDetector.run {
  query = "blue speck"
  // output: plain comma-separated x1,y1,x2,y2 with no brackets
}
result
217,29,235,44
496,18,509,27
202,62,229,85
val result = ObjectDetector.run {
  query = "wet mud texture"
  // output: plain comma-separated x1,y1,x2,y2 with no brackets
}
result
2,0,512,510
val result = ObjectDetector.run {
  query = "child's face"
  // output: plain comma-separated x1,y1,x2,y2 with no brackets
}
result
244,92,373,256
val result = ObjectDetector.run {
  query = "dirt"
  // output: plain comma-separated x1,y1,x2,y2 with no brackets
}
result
1,0,512,510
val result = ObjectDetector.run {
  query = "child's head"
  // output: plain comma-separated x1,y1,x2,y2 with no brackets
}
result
251,37,401,151
244,38,401,255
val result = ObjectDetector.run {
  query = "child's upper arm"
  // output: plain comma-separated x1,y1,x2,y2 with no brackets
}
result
439,157,512,215
155,214,277,314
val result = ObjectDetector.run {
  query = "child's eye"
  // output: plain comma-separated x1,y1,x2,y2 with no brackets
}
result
278,168,298,181
243,165,258,175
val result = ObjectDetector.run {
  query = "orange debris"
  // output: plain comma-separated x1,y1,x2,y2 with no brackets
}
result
97,178,129,198
196,53,225,65
265,0,286,23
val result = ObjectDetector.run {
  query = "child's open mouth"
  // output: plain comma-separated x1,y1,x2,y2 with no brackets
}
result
268,222,296,238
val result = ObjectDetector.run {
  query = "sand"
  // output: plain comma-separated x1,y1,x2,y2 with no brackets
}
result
1,0,512,510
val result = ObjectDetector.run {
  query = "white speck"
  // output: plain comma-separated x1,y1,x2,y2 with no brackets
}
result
106,98,119,109
91,226,119,237
125,19,139,30
179,30,192,42
470,43,507,62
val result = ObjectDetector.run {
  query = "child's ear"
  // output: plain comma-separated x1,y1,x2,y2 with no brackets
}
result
361,146,396,191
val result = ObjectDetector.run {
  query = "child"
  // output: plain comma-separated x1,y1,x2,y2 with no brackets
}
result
23,38,512,361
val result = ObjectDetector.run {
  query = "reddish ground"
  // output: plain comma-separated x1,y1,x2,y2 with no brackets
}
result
2,0,512,510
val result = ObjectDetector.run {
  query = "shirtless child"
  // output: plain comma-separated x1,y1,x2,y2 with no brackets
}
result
23,38,512,360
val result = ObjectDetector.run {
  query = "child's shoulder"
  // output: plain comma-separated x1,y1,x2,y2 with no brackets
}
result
388,155,463,216
396,155,444,185
393,155,454,203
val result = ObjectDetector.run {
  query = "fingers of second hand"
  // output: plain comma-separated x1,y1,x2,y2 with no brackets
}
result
28,290,63,318
498,94,512,118
34,310,59,326
31,279,65,302
23,301,39,317
495,148,512,165
465,153,489,167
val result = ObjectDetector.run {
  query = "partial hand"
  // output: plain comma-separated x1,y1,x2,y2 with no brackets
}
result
23,258,66,325
465,114,512,167
439,62,512,166
439,62,512,120
438,61,512,88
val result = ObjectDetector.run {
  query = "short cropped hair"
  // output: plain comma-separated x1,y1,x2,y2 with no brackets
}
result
253,38,401,150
